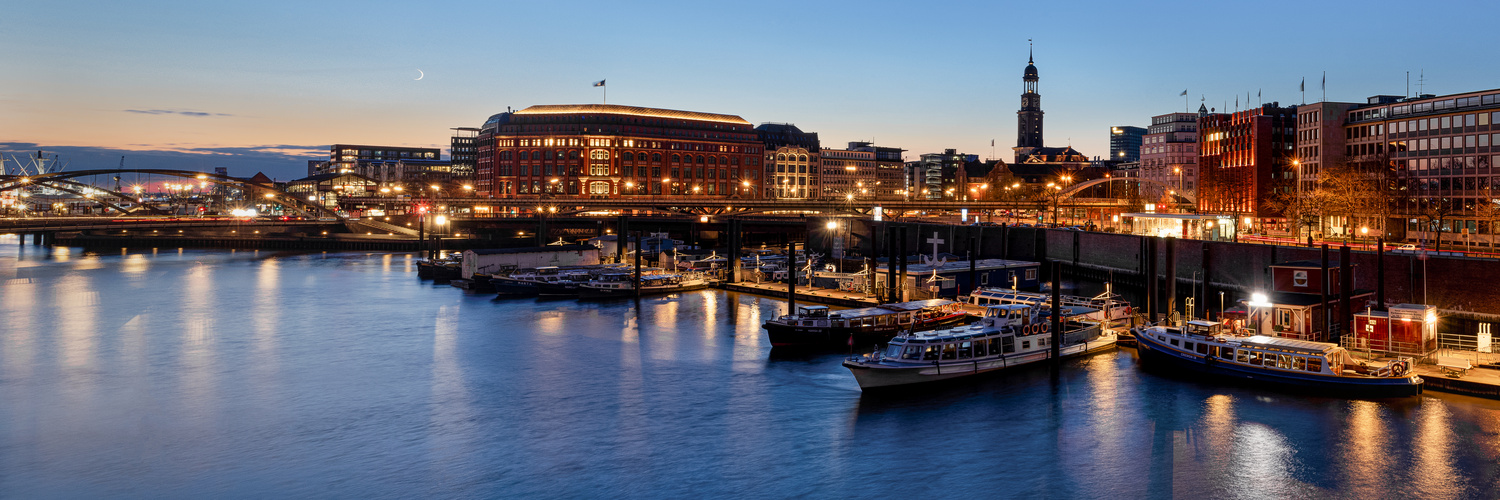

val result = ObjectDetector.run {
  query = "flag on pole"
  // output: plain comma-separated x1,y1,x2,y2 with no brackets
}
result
593,80,606,87
1180,89,1188,96
1321,73,1325,90
991,139,995,147
1300,78,1305,92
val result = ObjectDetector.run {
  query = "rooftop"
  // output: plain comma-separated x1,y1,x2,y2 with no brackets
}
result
514,104,750,125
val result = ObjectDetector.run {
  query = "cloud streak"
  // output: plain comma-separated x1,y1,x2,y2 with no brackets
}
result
123,109,232,117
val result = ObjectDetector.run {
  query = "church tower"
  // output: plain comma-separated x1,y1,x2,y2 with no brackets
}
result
1016,43,1044,151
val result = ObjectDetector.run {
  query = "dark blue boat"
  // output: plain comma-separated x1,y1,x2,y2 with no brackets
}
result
1134,320,1422,398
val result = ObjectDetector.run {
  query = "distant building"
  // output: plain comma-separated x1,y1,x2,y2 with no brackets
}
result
450,127,479,178
756,123,820,200
1109,126,1146,162
1142,111,1202,199
476,104,763,202
908,149,975,200
1196,103,1297,218
819,145,876,199
847,142,907,200
324,144,441,176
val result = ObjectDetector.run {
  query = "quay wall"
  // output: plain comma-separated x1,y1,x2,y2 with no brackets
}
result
836,220,1500,322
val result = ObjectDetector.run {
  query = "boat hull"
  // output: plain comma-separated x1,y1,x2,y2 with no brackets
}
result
844,334,1117,390
1134,330,1423,398
765,314,969,348
489,277,541,297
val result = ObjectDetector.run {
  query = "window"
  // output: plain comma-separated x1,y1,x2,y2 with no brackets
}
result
1307,358,1323,372
1021,340,1031,350
941,343,956,360
1025,269,1037,281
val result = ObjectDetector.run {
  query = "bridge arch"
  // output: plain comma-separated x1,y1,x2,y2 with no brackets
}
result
0,169,340,219
1057,177,1194,205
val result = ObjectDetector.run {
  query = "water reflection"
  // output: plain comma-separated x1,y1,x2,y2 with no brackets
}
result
1,245,1498,498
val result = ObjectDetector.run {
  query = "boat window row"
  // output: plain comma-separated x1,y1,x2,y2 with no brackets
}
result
1159,333,1324,373
889,336,1023,360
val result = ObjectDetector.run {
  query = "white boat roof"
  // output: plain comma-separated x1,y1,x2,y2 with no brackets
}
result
877,299,955,311
1234,335,1336,355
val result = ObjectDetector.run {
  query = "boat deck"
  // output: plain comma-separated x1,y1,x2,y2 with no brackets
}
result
718,281,879,308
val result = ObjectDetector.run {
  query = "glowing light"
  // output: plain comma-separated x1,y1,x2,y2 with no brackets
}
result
826,221,838,230
1249,292,1272,308
435,215,448,225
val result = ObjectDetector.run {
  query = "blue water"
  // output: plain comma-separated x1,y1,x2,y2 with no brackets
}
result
2,238,1498,498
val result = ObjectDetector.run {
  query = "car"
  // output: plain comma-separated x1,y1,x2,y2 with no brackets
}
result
1396,243,1417,251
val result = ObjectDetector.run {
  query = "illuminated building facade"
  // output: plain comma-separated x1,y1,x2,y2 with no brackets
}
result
1109,125,1145,162
820,146,876,199
1196,103,1297,218
756,123,821,199
475,104,763,201
324,144,441,176
1141,112,1200,198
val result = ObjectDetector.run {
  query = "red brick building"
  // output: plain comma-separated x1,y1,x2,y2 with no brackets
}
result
475,104,763,201
1196,103,1297,218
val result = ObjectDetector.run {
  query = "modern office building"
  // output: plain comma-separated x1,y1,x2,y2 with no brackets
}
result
756,123,820,199
474,104,763,201
1294,101,1360,193
1327,89,1500,246
450,127,479,178
819,145,876,199
1196,103,1297,218
1109,125,1146,163
909,149,975,200
323,144,441,176
1141,112,1201,199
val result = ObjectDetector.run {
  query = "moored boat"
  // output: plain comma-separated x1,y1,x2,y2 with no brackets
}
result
841,303,1115,390
763,299,967,348
577,272,711,299
1133,320,1423,398
960,288,1131,325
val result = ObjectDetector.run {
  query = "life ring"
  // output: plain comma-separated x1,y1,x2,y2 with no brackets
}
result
1041,323,1050,334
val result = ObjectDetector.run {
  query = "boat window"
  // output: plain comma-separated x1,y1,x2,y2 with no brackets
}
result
1236,350,1250,363
1040,337,1048,346
1221,348,1233,359
1003,336,1016,353
988,338,1002,355
1184,341,1194,351
1246,352,1263,366
1277,354,1293,369
1170,338,1179,347
1195,343,1209,355
941,343,957,360
1292,356,1307,371
1021,340,1031,350
902,346,922,359
922,346,940,361
1307,358,1323,372
958,342,972,359
885,345,903,358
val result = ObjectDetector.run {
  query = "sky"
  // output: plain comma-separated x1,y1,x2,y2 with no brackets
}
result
4,0,1497,181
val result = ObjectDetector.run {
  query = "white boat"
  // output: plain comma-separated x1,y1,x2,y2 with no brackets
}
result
842,303,1116,390
959,288,1131,325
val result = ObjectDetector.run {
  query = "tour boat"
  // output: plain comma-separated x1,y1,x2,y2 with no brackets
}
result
961,288,1131,325
415,256,462,280
763,299,967,348
842,303,1115,390
577,272,711,299
1133,320,1423,398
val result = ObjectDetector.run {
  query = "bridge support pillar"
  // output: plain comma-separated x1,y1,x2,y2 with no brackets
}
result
17,233,25,246
34,232,45,246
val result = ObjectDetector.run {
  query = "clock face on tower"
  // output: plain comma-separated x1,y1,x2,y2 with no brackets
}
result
1022,97,1030,107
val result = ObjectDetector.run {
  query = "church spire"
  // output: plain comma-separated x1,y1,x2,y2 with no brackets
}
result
1028,39,1033,64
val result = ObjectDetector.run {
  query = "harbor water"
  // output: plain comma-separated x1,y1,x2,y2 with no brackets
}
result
3,240,1500,498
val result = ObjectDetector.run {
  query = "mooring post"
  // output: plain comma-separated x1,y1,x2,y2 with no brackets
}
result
1320,244,1330,339
1051,264,1062,364
634,232,643,299
1376,237,1386,310
1340,245,1352,340
968,236,977,296
786,235,796,315
1165,236,1177,324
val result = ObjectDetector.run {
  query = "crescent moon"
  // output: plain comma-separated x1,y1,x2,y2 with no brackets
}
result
415,69,424,81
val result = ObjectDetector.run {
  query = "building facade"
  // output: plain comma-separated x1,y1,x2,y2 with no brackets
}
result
1335,89,1500,246
756,124,820,200
1109,125,1146,162
1141,112,1201,199
1294,101,1359,193
323,145,441,176
1196,103,1297,218
909,149,975,200
450,127,479,178
819,146,876,199
475,104,763,201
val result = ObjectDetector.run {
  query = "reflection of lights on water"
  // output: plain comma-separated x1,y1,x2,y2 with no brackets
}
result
1411,400,1462,496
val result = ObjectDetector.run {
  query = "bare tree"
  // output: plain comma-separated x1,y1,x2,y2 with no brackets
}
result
1418,198,1456,253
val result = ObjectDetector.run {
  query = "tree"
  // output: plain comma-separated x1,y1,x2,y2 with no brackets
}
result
1417,198,1456,253
1264,182,1329,240
1475,187,1500,249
